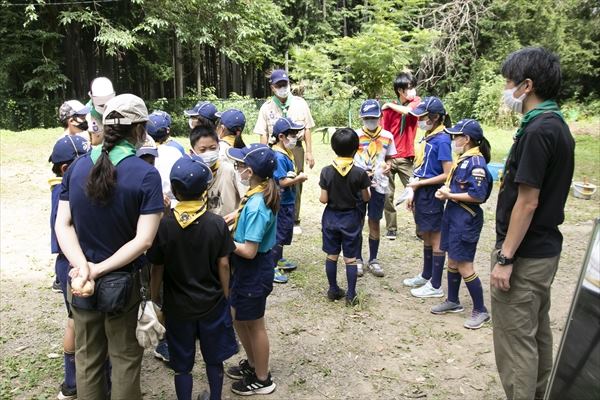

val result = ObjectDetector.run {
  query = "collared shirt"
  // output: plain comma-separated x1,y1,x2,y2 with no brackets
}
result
207,161,243,217
233,193,277,253
413,127,452,179
273,150,296,205
448,155,492,202
254,95,315,140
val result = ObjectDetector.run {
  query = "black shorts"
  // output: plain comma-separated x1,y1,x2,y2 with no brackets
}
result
230,253,274,321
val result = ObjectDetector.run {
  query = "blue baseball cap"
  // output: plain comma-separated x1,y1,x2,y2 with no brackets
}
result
445,119,484,141
146,110,171,140
272,117,305,136
170,155,213,195
184,101,219,121
226,143,277,179
269,69,289,85
217,109,246,132
50,135,90,164
409,96,446,117
359,99,381,118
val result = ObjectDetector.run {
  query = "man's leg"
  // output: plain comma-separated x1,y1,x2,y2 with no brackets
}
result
292,143,305,227
397,157,413,187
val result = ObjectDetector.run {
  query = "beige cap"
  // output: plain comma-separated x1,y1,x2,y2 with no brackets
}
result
103,94,149,126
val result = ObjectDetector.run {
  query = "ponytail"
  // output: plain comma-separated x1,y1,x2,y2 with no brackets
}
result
443,114,452,128
233,131,246,148
479,137,492,163
262,178,280,214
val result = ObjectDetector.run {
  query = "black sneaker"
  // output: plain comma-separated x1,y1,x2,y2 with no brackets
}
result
231,373,276,396
52,279,63,293
57,382,77,400
327,287,346,301
385,230,397,240
226,359,255,380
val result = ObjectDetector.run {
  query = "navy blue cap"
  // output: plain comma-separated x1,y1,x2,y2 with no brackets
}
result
226,143,277,179
445,119,484,141
170,155,213,195
217,109,246,132
184,101,218,121
359,99,381,118
146,110,171,140
50,135,90,164
272,117,305,136
409,96,446,117
269,69,289,85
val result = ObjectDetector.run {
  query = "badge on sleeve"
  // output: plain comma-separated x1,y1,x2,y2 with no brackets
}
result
472,167,486,186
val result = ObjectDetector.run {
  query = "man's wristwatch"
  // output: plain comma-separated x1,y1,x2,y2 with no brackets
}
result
497,250,516,266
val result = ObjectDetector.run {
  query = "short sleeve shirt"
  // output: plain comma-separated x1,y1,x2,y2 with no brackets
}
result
207,161,242,217
413,131,452,179
254,95,315,140
449,155,493,203
273,151,296,206
156,144,183,206
319,165,371,210
233,193,277,253
50,183,61,254
354,128,396,193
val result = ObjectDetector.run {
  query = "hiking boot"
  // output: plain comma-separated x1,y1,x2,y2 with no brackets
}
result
277,258,297,271
385,230,397,240
327,287,346,301
226,359,255,380
368,259,385,277
431,300,464,315
273,268,288,284
231,373,276,396
57,382,77,400
356,259,364,277
410,281,444,298
464,310,491,330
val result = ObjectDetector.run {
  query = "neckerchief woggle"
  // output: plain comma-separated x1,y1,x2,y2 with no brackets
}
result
445,147,483,187
232,181,268,233
413,125,445,169
90,139,136,166
332,157,354,177
272,144,296,173
272,95,293,117
173,193,208,229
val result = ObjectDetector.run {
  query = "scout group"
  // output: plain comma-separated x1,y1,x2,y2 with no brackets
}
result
48,47,574,400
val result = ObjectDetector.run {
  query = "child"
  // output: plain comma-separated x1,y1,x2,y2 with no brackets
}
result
147,156,238,400
185,101,219,129
58,100,91,141
353,99,396,277
225,144,278,396
49,135,89,400
319,128,371,305
136,135,159,166
431,119,493,329
270,117,309,283
216,108,246,160
403,97,453,298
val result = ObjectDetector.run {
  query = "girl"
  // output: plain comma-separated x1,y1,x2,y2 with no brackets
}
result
403,97,453,299
55,94,164,399
431,119,493,329
225,143,279,396
216,108,247,160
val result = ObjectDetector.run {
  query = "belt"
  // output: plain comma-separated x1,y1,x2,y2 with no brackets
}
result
451,200,477,217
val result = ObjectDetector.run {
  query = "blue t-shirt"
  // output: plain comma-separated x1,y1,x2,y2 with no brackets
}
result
166,139,185,155
449,155,493,203
60,154,164,266
273,151,296,206
414,132,452,179
233,193,277,253
50,183,61,254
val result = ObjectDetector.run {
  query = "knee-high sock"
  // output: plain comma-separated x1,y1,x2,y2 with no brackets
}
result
422,245,433,280
174,373,193,400
447,267,461,303
464,273,486,312
206,363,224,400
430,252,446,289
325,258,338,291
270,244,283,268
356,233,363,261
64,352,76,389
346,263,358,300
368,238,379,262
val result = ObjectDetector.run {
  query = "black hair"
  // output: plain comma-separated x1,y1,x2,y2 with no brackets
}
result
393,72,417,95
331,128,359,157
501,47,561,100
221,124,247,148
139,154,156,165
190,121,219,148
270,129,297,146
191,115,217,129
478,137,491,164
153,128,169,143
171,180,205,201
52,160,72,177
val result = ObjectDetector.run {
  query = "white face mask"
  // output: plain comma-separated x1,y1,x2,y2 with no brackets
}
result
405,88,416,101
237,168,251,187
451,141,464,155
92,94,114,115
363,119,379,131
418,120,433,131
275,86,290,98
199,150,219,167
284,137,297,149
503,86,527,114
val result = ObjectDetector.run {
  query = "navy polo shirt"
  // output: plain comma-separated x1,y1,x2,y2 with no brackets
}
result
414,132,452,179
50,184,61,254
448,155,493,203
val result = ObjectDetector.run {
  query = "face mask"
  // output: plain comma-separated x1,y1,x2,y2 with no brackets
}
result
237,168,251,186
92,94,113,115
405,89,416,101
275,86,290,98
418,120,433,131
74,118,88,131
199,150,219,166
284,137,297,149
188,118,196,129
451,141,464,155
503,85,527,114
363,120,379,131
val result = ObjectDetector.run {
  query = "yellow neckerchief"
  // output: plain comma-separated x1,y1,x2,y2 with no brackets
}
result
445,146,483,187
221,135,235,147
172,193,208,229
273,143,296,172
413,125,445,169
232,181,268,233
49,176,62,190
362,126,382,166
207,161,220,191
332,157,354,177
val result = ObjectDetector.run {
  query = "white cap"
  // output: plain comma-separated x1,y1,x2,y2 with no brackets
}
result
90,77,115,97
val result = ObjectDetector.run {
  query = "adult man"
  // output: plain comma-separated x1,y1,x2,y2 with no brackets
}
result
492,47,575,400
58,100,91,142
85,77,116,146
254,69,315,234
381,72,421,239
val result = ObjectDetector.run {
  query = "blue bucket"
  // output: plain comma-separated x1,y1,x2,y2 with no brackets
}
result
488,162,504,181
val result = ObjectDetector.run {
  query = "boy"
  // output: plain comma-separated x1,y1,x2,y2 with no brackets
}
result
354,99,396,277
136,135,159,166
147,156,238,400
185,101,219,129
319,128,371,305
270,117,309,284
49,134,89,400
58,100,91,141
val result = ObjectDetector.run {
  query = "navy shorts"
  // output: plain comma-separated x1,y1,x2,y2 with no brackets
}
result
230,253,274,321
55,254,71,315
322,207,362,257
166,299,238,372
440,201,484,262
413,185,444,232
358,189,385,221
276,203,295,246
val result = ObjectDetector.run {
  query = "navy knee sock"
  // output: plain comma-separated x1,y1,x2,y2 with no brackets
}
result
357,233,363,261
368,238,379,262
346,263,358,300
325,258,339,291
64,352,76,389
465,273,486,312
422,245,433,280
174,373,193,400
271,245,283,268
430,252,446,289
206,363,224,400
447,268,461,303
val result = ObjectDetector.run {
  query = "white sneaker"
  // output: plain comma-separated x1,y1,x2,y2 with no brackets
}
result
293,225,302,235
403,274,428,287
411,281,444,298
356,259,364,277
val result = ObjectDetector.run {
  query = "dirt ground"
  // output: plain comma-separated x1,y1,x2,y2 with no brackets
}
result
0,129,598,399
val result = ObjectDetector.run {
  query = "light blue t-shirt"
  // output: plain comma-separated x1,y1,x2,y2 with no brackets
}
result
233,193,277,253
273,151,296,205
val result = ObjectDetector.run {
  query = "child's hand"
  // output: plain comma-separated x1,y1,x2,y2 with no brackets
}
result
297,172,308,182
435,186,451,200
382,102,391,110
224,212,237,225
382,162,392,175
163,194,171,209
406,196,414,211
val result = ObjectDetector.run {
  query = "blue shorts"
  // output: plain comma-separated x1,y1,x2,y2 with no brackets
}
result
440,201,484,262
322,207,362,257
230,253,273,321
166,299,238,372
358,190,385,221
55,254,71,315
276,203,295,246
413,185,444,232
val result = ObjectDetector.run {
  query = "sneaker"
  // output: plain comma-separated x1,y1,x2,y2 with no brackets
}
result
464,310,491,330
231,373,276,396
154,339,170,363
52,279,62,293
293,224,302,235
356,259,364,277
57,382,77,400
327,287,346,301
385,230,397,240
226,359,255,380
277,258,297,271
273,268,288,284
367,259,385,277
431,300,465,315
403,274,428,287
197,390,210,400
410,281,444,298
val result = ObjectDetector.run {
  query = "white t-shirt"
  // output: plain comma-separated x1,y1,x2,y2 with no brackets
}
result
155,144,183,207
354,127,397,194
